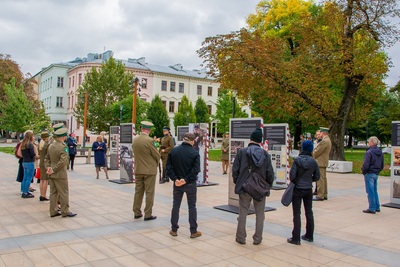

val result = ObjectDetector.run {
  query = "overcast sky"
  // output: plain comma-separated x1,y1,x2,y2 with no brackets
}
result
1,0,399,87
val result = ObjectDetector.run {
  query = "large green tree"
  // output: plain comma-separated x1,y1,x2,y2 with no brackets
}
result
147,95,170,138
194,97,210,124
109,95,150,129
0,78,51,136
198,0,399,160
75,57,134,134
173,95,196,130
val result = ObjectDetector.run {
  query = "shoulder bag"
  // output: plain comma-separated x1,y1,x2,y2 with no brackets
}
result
242,154,271,202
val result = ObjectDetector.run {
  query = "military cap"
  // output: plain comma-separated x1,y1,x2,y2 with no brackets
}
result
141,121,154,129
163,126,170,131
54,127,68,137
225,131,229,134
40,131,50,139
53,123,64,131
320,127,329,133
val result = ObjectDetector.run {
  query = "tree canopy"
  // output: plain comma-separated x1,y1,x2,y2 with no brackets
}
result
147,95,170,138
173,95,196,131
194,97,210,124
198,0,399,160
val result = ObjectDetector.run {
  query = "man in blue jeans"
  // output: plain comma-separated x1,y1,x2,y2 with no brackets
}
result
361,136,384,214
167,133,201,238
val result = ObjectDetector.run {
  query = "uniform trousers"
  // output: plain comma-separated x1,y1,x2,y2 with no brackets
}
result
133,174,156,218
49,178,70,216
316,167,327,199
236,193,265,244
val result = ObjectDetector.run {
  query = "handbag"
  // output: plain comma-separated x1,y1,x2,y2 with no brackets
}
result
35,168,41,179
281,182,295,206
242,155,271,202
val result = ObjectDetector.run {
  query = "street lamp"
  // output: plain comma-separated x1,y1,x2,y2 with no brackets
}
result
83,90,88,147
120,104,123,125
132,77,139,125
232,89,237,118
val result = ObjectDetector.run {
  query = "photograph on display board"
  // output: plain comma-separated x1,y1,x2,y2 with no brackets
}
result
394,148,400,166
393,179,400,199
230,141,244,163
189,123,208,183
394,169,400,176
120,144,133,181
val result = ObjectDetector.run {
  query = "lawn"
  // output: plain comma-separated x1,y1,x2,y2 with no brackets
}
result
209,148,391,176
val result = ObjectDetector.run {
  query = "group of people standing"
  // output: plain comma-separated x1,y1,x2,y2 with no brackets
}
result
16,123,77,218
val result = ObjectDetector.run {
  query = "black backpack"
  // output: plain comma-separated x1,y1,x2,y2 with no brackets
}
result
242,155,271,202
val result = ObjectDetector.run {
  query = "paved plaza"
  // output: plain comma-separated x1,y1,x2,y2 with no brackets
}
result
0,150,399,266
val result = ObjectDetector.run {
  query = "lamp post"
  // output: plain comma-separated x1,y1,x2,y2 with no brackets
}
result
120,104,123,125
83,90,88,147
132,77,139,125
232,90,237,118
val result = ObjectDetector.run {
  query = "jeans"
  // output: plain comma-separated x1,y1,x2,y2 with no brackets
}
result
21,162,34,194
171,182,197,234
364,173,380,212
292,188,314,241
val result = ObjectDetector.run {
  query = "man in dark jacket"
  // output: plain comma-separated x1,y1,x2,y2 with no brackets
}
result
167,133,202,238
232,128,274,245
361,136,384,214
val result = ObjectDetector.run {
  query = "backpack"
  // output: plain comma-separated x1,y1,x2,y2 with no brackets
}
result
242,155,271,202
14,142,22,159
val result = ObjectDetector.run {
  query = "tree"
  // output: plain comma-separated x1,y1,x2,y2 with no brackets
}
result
173,95,196,130
198,0,399,160
213,90,248,134
75,57,134,134
194,97,210,124
147,95,170,137
0,78,51,136
109,95,150,129
0,54,23,100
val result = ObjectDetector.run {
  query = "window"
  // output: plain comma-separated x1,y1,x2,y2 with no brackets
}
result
179,83,184,93
208,86,213,96
68,96,70,109
78,74,82,85
72,76,75,87
71,96,74,108
207,105,212,114
162,101,167,108
57,77,64,88
170,81,176,92
197,85,202,95
68,78,71,88
56,97,63,108
141,78,147,89
169,101,175,112
161,80,167,91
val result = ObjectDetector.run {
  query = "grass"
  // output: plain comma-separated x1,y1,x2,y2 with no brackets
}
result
209,148,392,176
1,147,391,176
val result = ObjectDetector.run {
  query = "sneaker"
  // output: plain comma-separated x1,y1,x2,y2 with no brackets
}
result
28,188,36,192
190,231,202,238
169,230,178,237
21,193,34,198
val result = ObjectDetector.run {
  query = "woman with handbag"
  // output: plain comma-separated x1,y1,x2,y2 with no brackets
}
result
287,140,320,245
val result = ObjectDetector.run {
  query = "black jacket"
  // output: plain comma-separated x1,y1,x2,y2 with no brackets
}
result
290,151,320,189
167,142,200,184
232,143,274,194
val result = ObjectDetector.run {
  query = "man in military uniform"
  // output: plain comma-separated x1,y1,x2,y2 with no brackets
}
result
159,126,174,183
132,121,161,221
313,127,332,201
45,128,77,218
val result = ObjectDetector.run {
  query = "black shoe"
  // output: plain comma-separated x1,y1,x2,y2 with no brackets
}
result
21,193,34,198
159,180,166,184
301,235,313,242
144,216,157,221
287,238,300,245
324,197,328,200
62,212,77,218
313,197,324,201
363,209,376,214
134,215,143,219
28,188,36,192
51,212,61,217
39,196,49,201
376,209,381,212
235,238,246,245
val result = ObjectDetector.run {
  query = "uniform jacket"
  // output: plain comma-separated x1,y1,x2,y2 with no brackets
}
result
45,139,69,179
160,135,174,158
362,145,384,175
166,142,200,184
132,133,161,176
313,136,332,167
232,143,274,195
290,151,320,189
221,138,229,161
92,141,107,166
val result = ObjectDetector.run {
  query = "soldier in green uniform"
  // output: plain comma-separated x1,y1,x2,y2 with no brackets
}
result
45,128,77,218
132,121,161,221
159,126,174,183
221,132,230,174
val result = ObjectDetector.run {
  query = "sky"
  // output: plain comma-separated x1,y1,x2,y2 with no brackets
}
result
1,0,399,87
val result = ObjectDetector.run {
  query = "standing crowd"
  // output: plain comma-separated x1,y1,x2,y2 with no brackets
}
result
13,121,385,246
